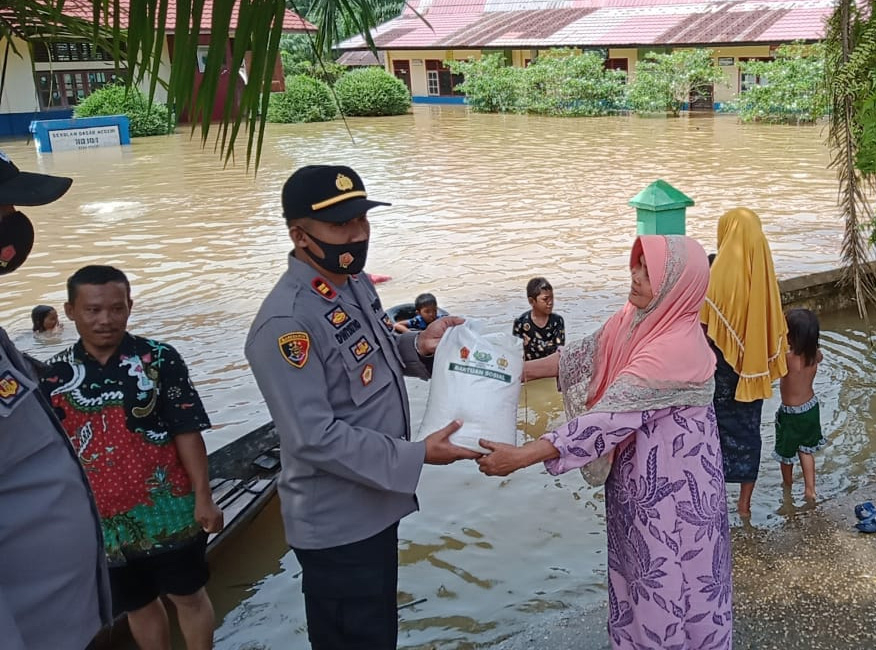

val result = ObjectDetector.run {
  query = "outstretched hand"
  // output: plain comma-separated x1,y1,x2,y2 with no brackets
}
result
417,316,465,357
476,439,530,476
424,419,482,465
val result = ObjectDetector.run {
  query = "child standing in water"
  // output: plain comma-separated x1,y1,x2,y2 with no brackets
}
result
513,277,565,360
774,308,827,500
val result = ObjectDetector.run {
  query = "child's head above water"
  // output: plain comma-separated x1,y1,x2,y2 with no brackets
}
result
526,277,554,316
31,304,58,333
785,308,820,366
414,292,439,324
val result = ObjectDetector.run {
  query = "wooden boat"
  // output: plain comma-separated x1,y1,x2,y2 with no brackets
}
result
205,421,280,554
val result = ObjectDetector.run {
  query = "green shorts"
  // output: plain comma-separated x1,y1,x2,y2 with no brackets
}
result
773,396,827,465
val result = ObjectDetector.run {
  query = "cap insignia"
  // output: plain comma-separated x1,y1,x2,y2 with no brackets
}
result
0,245,15,265
336,174,354,192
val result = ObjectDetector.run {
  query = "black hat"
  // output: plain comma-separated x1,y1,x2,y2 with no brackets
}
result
0,150,72,206
282,165,390,223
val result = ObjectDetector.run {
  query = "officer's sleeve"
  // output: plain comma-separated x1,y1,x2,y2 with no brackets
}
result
396,331,431,380
0,590,27,650
246,317,425,494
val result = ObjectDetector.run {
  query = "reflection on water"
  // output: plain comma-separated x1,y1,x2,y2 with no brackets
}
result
1,108,870,648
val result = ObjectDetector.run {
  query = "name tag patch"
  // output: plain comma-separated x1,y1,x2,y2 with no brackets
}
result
0,369,28,408
279,332,310,368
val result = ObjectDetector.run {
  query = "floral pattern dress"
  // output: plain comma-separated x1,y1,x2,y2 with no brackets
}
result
543,406,732,650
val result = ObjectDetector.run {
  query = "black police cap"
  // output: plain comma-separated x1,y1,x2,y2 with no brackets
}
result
282,165,390,223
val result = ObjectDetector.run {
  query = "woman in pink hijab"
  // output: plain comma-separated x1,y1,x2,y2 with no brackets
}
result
479,235,731,650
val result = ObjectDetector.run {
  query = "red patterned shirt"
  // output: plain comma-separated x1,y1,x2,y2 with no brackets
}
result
41,334,211,564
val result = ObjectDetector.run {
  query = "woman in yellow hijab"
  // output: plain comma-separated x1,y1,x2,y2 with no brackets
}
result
701,207,788,516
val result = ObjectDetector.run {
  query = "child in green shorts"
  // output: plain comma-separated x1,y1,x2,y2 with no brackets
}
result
773,308,827,501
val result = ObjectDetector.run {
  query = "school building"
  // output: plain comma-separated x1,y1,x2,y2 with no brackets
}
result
0,1,313,137
336,0,833,109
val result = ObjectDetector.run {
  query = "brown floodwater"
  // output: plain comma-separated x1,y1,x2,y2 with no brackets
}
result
1,107,871,649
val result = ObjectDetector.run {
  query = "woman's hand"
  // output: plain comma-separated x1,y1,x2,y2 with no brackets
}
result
477,438,559,476
476,441,527,476
523,352,559,382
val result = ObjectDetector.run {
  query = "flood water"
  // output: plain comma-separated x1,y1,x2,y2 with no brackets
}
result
2,107,873,649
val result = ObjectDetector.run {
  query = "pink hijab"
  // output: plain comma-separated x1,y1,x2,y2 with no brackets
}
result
561,235,715,412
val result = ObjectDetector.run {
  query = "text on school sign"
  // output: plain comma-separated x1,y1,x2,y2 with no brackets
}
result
48,125,121,151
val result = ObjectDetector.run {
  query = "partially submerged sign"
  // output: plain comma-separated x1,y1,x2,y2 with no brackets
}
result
29,115,131,154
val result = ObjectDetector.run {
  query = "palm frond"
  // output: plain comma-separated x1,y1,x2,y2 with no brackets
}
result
2,0,397,170
825,0,876,319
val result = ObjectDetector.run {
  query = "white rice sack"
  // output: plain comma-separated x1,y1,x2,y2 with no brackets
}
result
416,320,523,453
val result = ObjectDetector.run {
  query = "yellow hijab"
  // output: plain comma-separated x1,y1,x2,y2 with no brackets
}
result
700,207,788,402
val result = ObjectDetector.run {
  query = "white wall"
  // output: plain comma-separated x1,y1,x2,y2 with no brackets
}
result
0,37,39,113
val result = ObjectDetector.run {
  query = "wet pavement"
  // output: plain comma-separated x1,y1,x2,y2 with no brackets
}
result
489,485,876,650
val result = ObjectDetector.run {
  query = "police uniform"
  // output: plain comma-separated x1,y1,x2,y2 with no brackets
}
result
245,165,434,650
0,328,111,650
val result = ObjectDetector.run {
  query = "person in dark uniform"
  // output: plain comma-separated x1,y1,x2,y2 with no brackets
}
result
0,150,111,649
245,164,481,650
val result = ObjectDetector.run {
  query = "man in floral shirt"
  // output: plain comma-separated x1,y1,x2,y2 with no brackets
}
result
41,264,222,650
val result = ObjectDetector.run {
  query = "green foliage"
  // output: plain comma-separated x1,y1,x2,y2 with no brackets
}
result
333,67,410,116
266,74,338,123
519,49,626,116
733,43,827,124
627,49,724,116
279,34,347,84
73,84,173,137
447,49,626,116
447,53,523,113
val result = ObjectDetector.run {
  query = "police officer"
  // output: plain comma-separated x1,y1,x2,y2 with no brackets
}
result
0,151,111,649
246,165,480,649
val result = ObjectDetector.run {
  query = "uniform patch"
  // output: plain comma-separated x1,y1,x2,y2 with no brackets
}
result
338,252,354,269
360,364,374,386
0,370,27,408
278,332,310,368
324,306,350,329
349,336,373,362
311,277,337,301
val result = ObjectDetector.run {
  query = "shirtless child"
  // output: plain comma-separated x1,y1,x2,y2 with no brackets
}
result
773,308,827,501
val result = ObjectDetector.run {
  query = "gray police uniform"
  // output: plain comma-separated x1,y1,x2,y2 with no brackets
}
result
245,254,430,551
0,327,111,650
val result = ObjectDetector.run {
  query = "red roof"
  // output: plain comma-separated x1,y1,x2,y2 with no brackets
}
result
55,0,313,33
340,0,833,50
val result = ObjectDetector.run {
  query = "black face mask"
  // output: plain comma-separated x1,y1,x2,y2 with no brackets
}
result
0,211,34,275
302,230,369,276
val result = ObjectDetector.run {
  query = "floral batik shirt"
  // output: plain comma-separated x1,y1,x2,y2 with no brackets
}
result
41,333,211,565
512,311,566,361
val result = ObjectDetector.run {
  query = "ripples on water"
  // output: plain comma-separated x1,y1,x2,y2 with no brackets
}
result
1,108,870,649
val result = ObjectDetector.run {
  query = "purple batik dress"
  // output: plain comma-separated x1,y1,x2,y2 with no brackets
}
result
543,403,732,650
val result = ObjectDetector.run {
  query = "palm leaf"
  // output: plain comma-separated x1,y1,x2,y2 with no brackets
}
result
825,0,876,319
1,0,397,170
